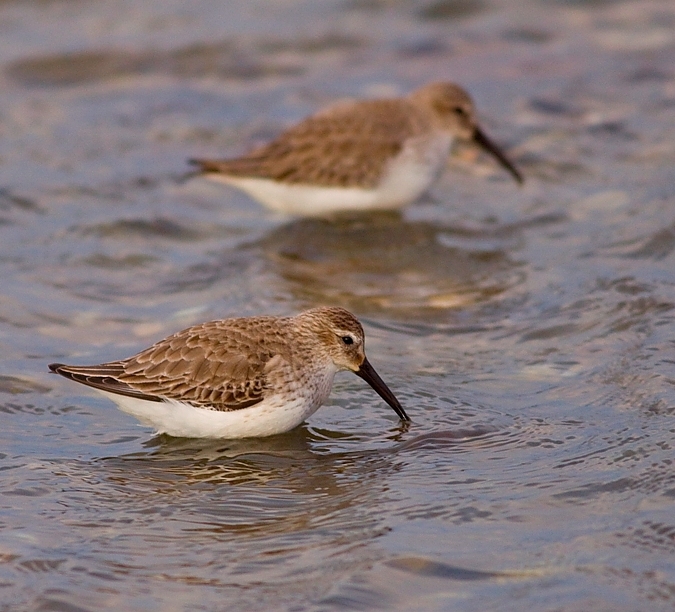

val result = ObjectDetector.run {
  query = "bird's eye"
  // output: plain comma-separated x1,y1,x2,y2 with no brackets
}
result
453,106,467,116
341,335,354,345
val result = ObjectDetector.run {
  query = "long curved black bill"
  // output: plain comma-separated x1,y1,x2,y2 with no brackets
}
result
473,127,523,185
355,358,410,422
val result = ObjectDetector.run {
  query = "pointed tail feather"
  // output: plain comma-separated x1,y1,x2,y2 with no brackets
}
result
49,362,163,403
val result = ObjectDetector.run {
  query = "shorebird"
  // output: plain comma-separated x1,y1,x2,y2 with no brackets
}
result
189,82,522,216
49,307,408,439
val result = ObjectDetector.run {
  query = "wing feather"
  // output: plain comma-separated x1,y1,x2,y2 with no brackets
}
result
48,362,162,403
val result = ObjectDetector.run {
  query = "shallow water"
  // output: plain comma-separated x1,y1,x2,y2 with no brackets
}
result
1,0,675,610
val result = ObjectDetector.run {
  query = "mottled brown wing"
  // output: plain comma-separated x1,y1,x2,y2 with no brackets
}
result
190,99,429,189
51,318,287,411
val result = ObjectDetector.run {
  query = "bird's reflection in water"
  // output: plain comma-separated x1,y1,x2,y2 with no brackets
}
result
87,422,420,538
244,211,524,316
96,420,409,489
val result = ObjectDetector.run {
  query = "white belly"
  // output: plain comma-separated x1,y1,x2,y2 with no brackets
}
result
207,135,454,216
97,377,334,439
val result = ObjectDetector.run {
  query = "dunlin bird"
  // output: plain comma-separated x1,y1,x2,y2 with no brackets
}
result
49,307,408,439
190,82,522,216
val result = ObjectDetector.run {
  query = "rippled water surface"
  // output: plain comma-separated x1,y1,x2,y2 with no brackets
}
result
1,0,675,610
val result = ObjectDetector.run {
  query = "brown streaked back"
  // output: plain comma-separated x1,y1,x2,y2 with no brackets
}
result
190,98,434,189
50,316,300,411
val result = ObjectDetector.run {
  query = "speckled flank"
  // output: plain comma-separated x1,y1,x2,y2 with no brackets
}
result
49,307,407,438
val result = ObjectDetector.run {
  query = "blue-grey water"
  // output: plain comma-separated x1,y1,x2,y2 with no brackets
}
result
1,0,674,610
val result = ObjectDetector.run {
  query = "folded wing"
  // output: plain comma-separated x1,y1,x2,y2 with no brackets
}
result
49,319,283,411
190,99,428,189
